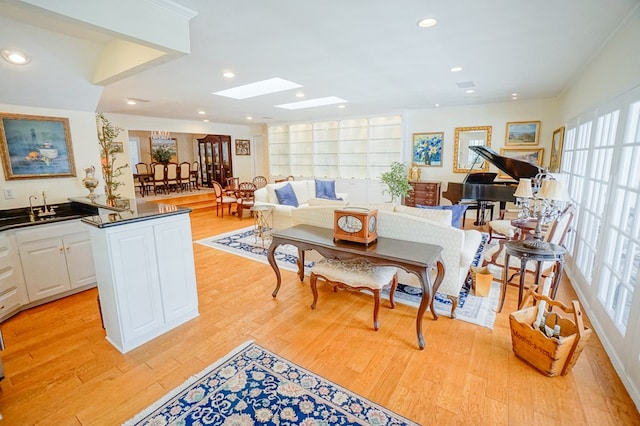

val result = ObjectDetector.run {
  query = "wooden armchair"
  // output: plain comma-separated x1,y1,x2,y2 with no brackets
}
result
482,204,574,301
235,182,257,219
252,175,268,189
212,181,237,217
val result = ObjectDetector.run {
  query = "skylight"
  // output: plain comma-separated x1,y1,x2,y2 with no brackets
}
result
213,78,302,99
275,96,348,110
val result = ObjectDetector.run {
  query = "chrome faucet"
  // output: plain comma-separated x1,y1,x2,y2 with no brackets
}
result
28,195,38,221
38,191,56,216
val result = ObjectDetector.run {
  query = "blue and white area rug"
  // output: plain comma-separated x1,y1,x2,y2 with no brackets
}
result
197,228,499,329
124,341,418,425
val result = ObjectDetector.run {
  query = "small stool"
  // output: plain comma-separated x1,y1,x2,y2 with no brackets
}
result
310,258,398,330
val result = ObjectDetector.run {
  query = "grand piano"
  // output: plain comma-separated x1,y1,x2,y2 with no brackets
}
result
442,146,542,224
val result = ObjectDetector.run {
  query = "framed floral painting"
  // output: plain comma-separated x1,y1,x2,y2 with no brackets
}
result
413,132,443,167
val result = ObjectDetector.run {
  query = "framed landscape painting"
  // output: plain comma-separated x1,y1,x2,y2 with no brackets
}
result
412,132,443,166
0,113,76,180
499,147,544,178
505,121,541,145
549,126,565,172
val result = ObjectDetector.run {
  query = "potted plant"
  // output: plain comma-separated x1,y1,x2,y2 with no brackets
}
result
96,113,128,201
380,161,413,203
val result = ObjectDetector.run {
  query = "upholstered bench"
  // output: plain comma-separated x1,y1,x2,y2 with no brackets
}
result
310,258,398,330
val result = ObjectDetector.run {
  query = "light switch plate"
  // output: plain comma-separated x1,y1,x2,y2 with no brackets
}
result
3,188,15,199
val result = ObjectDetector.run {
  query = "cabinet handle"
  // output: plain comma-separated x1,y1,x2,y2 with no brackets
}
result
66,246,70,251
59,246,63,253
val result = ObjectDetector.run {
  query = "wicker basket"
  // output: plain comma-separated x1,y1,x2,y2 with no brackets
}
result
509,291,591,377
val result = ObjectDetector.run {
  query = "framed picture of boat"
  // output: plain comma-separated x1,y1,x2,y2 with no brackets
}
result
499,147,544,178
0,113,76,180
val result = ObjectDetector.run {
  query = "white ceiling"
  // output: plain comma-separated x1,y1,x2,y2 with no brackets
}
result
1,0,638,125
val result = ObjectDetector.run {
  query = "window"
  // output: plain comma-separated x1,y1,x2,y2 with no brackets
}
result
268,116,402,179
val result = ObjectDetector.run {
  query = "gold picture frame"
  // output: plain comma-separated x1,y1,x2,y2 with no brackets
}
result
549,126,565,172
499,147,544,178
0,113,76,180
453,126,492,173
505,121,541,145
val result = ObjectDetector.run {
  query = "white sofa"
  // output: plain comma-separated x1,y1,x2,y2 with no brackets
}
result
254,180,348,230
290,203,483,318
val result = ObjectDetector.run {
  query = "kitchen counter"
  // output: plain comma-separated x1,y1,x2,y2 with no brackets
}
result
0,201,98,232
68,196,192,228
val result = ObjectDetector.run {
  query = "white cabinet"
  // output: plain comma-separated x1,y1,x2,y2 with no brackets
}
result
15,220,96,303
0,232,26,321
88,212,198,353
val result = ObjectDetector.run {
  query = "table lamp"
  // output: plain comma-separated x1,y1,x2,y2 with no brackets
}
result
518,172,567,249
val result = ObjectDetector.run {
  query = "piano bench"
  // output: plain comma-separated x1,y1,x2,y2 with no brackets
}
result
461,201,495,226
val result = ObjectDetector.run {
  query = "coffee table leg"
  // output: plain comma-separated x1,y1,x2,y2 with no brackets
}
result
267,240,282,298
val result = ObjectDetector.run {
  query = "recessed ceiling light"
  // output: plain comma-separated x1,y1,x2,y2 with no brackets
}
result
417,18,438,28
435,103,440,107
213,77,302,100
450,66,463,72
223,71,235,78
276,96,347,110
512,93,518,97
296,92,305,98
1,48,30,65
338,105,345,109
126,99,137,105
203,119,210,122
198,110,206,115
246,116,253,120
465,89,475,94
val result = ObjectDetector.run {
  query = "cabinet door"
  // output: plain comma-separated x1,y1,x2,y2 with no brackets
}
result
64,232,96,289
108,226,164,342
154,218,198,323
19,238,71,301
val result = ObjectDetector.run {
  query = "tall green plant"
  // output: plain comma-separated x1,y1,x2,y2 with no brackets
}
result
380,161,413,203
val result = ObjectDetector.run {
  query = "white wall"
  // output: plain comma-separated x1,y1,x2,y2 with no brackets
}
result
560,6,640,121
403,97,562,193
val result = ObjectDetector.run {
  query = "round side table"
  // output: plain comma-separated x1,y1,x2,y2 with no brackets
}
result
250,205,275,247
500,240,566,312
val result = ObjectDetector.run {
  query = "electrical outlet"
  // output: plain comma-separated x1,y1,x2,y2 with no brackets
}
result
3,188,15,199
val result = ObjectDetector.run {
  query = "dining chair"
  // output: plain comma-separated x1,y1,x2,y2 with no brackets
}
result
235,181,257,219
135,162,149,175
252,175,268,189
275,175,295,183
226,177,240,190
212,181,237,218
152,163,167,194
190,161,200,189
165,162,180,192
178,162,192,191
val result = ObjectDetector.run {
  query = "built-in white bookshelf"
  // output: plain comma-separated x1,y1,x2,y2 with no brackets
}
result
268,115,401,180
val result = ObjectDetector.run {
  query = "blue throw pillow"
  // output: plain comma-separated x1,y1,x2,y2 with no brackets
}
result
315,179,340,200
274,182,299,207
416,204,468,228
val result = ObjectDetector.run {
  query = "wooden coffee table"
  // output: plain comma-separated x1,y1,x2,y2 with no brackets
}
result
267,224,444,350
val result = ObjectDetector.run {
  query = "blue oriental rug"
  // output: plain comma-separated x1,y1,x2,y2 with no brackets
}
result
123,341,418,425
197,228,499,329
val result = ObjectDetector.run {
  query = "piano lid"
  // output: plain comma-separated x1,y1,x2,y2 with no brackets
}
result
469,146,542,181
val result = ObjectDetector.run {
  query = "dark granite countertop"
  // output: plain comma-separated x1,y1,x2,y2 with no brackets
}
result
78,198,191,228
0,201,99,232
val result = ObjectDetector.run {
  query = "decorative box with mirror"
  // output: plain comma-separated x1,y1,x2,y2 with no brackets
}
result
333,207,378,245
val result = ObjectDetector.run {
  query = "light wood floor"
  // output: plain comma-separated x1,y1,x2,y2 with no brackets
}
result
1,202,639,425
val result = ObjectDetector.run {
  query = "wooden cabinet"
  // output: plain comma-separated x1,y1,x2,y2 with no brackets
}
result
15,221,96,303
88,213,198,353
197,134,233,188
404,181,441,207
0,232,25,321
